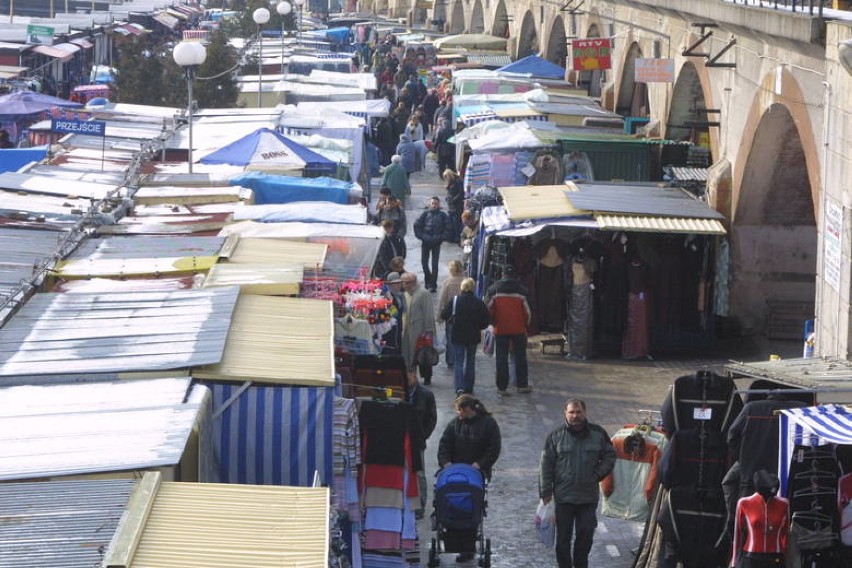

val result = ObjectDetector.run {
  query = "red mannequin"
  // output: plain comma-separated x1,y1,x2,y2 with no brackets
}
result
731,470,789,568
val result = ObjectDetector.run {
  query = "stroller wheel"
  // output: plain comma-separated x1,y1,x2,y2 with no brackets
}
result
479,538,491,568
428,538,438,568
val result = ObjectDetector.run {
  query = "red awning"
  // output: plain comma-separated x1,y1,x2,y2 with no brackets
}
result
29,45,73,60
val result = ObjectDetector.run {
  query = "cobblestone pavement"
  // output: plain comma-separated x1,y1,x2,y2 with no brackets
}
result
384,161,800,567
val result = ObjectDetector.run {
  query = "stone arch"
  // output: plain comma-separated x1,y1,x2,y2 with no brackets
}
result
729,67,821,332
517,10,538,59
545,15,567,70
616,42,649,117
492,0,509,39
448,0,464,34
577,23,602,97
667,62,712,154
470,0,485,34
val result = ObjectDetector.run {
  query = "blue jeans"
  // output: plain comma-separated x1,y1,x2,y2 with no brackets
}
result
495,334,528,390
452,342,478,394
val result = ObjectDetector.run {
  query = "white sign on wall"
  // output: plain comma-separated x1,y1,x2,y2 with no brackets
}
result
824,197,843,293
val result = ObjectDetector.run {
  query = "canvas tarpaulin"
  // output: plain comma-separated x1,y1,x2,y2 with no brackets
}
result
206,382,334,486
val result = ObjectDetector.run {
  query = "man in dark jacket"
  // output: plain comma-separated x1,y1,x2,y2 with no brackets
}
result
539,399,616,568
413,196,452,292
441,277,490,395
485,266,531,394
372,219,406,279
407,370,437,518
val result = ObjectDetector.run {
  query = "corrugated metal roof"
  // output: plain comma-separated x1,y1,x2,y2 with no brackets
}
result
0,226,68,299
0,378,202,480
0,478,137,568
56,236,225,279
566,183,725,219
70,236,226,260
0,189,92,225
725,357,852,392
669,166,709,182
0,288,240,377
500,185,585,221
133,186,244,205
595,214,726,235
194,296,335,386
464,53,513,67
203,263,303,295
127,483,329,568
0,172,124,200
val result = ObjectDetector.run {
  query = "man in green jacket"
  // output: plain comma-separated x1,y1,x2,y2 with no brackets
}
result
539,399,616,568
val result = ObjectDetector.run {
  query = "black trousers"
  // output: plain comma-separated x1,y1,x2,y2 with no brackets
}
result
555,502,597,568
421,241,441,289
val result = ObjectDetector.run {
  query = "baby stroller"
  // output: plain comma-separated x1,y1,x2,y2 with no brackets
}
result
427,463,492,567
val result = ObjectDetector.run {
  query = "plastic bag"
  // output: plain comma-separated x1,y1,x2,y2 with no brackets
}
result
482,325,495,357
433,323,446,354
535,498,556,548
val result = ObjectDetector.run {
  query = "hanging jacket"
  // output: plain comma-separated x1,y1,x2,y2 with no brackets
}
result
661,371,744,436
659,426,730,489
727,397,806,492
658,485,729,567
600,426,668,521
539,420,616,505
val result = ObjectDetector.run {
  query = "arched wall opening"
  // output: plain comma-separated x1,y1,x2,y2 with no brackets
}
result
667,62,712,159
470,0,485,34
492,0,509,38
517,11,539,59
545,15,567,69
578,24,602,97
730,103,817,332
616,42,649,117
448,0,464,34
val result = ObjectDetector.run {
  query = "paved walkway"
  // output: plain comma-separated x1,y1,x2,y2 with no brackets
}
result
381,159,799,567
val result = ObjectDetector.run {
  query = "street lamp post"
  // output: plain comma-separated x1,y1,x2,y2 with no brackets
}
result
276,1,292,75
172,41,207,174
293,0,304,46
252,7,271,108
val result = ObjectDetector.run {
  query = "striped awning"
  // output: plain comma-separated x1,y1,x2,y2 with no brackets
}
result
595,214,727,235
778,404,852,494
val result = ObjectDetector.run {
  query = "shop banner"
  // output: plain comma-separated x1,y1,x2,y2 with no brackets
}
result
572,38,611,70
27,24,54,46
635,58,675,83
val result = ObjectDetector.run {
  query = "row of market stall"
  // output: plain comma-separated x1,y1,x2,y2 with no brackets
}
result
0,94,413,567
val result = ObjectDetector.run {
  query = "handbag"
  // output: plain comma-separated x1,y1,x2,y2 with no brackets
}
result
416,345,440,367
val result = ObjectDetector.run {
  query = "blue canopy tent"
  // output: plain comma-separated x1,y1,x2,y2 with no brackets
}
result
230,171,357,205
200,128,337,177
497,55,567,80
0,90,83,120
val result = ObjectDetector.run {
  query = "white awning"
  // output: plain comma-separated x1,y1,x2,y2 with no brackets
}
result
595,214,726,235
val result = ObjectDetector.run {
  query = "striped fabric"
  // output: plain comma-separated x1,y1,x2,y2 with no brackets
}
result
778,404,852,494
207,382,334,487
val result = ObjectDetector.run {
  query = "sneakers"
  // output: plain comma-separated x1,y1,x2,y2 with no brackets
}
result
516,386,532,394
456,389,464,396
